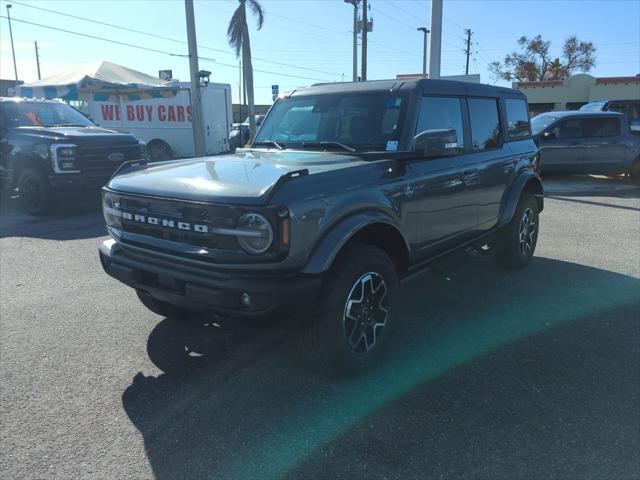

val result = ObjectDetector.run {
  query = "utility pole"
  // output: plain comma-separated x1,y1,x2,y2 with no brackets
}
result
361,0,368,81
428,0,443,79
464,29,473,75
184,0,206,157
6,4,18,81
34,41,41,80
417,27,430,77
344,0,359,82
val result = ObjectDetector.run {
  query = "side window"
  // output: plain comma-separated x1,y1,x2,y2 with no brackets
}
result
584,118,620,137
552,119,585,139
505,98,531,139
468,98,502,150
415,96,464,153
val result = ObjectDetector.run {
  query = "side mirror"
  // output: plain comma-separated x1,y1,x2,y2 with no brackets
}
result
543,131,556,140
413,128,458,158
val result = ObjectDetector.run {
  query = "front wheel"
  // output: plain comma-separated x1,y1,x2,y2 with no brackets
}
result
17,168,56,216
299,244,399,374
495,193,539,269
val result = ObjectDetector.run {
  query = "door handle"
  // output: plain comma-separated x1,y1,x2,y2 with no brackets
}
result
462,169,479,187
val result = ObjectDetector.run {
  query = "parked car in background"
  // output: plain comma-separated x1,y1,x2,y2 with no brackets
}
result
228,114,266,151
580,99,640,132
532,110,640,181
0,97,146,215
99,79,542,372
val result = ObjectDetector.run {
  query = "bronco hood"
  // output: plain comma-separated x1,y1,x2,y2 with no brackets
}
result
107,150,367,205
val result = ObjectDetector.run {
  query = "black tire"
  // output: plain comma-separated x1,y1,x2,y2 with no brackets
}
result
630,160,640,185
17,168,56,216
299,244,399,374
495,192,539,269
136,290,196,319
147,140,173,162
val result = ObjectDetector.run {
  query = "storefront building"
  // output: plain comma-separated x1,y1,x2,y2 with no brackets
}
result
513,74,640,116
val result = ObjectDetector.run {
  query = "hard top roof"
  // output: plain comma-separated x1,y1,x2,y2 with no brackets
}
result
289,78,523,98
536,110,626,118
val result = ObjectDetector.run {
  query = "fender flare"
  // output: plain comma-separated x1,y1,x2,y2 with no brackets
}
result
301,211,409,274
498,171,544,228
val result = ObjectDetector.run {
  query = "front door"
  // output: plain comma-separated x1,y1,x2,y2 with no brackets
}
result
539,118,586,172
407,96,478,257
581,116,626,172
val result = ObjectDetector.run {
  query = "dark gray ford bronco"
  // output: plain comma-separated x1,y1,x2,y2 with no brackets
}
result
99,79,542,371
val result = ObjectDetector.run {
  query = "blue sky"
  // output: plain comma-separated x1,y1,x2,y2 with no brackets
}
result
1,0,639,104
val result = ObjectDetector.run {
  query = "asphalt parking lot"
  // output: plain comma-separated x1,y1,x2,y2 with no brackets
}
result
1,175,639,480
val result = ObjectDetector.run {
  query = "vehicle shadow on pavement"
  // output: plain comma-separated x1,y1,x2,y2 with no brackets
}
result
0,191,105,240
121,255,640,480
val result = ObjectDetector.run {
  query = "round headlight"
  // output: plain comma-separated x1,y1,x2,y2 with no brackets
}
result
236,213,273,254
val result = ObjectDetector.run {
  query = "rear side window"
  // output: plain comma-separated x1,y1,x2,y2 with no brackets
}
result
468,98,502,150
415,96,465,153
552,119,584,138
584,118,620,137
505,98,531,139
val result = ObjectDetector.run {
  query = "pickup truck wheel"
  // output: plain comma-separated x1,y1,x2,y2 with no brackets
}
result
495,192,539,269
300,244,399,373
17,168,56,216
147,141,173,162
136,290,196,319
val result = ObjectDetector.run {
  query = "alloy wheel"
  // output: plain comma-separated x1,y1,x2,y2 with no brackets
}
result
343,272,389,353
518,208,536,256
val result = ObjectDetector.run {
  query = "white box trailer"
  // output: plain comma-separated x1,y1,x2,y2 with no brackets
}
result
85,82,233,160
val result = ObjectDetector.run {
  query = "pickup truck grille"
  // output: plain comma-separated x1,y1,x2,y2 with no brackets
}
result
78,144,141,173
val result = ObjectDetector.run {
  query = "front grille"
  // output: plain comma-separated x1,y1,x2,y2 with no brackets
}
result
78,144,140,173
113,193,241,251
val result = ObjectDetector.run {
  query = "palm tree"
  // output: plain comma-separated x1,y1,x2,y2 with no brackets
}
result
228,0,263,141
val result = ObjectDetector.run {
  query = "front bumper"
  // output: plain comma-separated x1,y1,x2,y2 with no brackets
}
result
99,239,322,326
49,172,113,190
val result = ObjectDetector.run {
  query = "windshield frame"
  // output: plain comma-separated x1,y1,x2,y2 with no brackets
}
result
252,91,411,154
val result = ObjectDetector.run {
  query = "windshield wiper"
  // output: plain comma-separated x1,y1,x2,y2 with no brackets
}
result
302,141,356,153
252,140,285,150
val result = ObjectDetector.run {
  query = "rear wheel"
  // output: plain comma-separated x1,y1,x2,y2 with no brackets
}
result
17,168,56,216
136,290,196,319
299,244,399,374
147,140,173,162
495,193,539,269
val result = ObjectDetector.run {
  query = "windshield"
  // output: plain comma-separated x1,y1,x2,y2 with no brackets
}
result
253,92,408,152
0,101,94,128
531,114,558,135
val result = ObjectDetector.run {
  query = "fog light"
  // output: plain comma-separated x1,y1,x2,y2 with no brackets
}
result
240,293,252,308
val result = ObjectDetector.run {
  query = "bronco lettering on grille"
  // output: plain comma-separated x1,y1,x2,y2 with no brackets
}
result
121,211,209,233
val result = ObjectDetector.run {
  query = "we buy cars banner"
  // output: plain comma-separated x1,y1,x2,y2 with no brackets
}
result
98,102,193,124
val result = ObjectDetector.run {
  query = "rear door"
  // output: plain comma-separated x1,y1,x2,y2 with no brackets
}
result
539,118,586,172
466,97,514,230
581,116,626,172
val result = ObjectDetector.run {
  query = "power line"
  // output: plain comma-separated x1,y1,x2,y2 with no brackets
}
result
0,15,189,58
10,0,343,78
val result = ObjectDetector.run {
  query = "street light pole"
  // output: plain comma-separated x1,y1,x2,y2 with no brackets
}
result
184,0,206,157
344,0,358,82
6,4,18,81
417,27,430,77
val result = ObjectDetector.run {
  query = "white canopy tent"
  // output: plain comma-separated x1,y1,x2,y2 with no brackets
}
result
14,60,180,101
